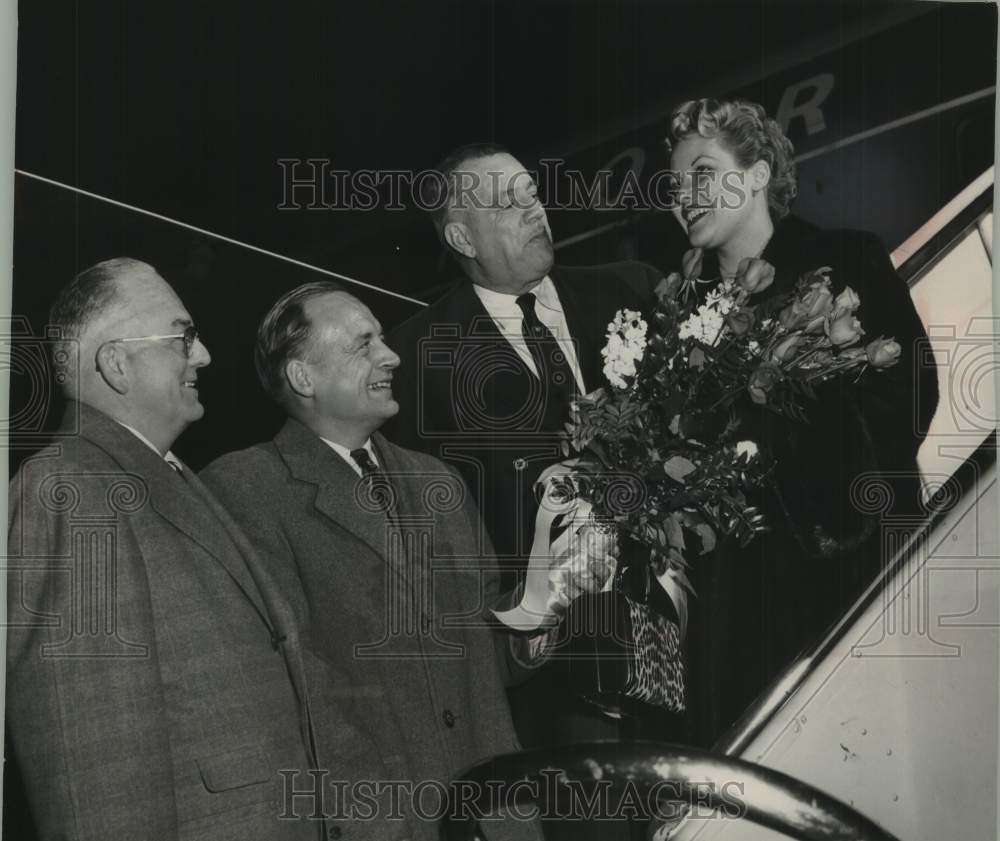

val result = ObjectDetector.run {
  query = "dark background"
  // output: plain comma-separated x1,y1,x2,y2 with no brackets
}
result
4,1,997,835
8,0,997,470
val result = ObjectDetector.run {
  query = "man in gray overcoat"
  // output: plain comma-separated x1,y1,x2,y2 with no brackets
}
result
202,282,552,841
7,258,344,841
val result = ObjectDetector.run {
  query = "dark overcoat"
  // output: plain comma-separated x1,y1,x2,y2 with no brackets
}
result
385,263,671,748
682,214,939,746
385,262,661,584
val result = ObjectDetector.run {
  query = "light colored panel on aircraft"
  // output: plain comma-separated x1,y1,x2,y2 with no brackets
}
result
673,471,998,841
911,229,995,484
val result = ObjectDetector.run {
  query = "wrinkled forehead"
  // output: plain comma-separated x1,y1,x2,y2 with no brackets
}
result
449,153,533,212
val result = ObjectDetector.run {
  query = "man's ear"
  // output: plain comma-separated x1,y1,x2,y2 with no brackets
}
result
443,221,476,259
95,343,129,394
750,159,772,193
284,359,314,398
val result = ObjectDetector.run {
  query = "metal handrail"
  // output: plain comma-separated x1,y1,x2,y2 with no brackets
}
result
443,741,902,841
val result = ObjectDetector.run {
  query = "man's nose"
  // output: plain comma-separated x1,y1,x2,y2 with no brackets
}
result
377,341,400,369
524,196,546,224
189,337,211,367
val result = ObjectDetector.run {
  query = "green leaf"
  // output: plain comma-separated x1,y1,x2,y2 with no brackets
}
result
663,455,697,481
664,514,686,550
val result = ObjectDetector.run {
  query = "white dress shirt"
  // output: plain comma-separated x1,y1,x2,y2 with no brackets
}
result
473,275,586,393
116,422,184,471
320,437,378,478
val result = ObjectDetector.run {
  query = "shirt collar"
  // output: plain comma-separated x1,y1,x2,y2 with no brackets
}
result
115,421,183,470
320,436,377,469
531,275,561,312
472,275,556,313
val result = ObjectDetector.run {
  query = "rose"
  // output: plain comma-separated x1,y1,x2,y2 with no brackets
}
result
724,308,755,336
734,258,775,295
770,333,805,364
834,285,861,313
825,311,865,346
798,281,835,333
778,280,835,332
748,363,782,405
656,272,683,302
682,248,704,281
866,337,901,368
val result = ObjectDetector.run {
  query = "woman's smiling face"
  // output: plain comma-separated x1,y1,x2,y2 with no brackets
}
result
670,134,758,253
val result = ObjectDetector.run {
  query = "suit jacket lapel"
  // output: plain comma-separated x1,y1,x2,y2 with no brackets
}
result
369,433,434,601
371,432,422,522
70,404,318,767
453,280,537,378
75,404,272,624
551,267,600,392
275,420,403,569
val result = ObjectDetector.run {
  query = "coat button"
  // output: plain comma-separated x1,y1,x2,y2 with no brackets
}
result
328,826,342,840
442,709,456,728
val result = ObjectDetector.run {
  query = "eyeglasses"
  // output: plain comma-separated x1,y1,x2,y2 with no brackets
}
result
105,325,200,358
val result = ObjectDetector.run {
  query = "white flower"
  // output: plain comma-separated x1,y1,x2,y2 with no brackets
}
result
677,280,742,347
705,279,738,315
601,309,648,389
736,440,759,460
678,304,725,345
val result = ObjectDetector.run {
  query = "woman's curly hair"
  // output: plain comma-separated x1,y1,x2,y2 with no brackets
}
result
666,98,798,220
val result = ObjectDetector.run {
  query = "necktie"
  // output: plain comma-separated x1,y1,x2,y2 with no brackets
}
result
515,292,578,405
350,448,395,514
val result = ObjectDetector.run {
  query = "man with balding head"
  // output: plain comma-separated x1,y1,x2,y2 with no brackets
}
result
387,144,663,748
6,258,335,841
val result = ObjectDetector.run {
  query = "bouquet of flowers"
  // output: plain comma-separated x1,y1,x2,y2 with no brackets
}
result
551,248,901,604
498,249,903,713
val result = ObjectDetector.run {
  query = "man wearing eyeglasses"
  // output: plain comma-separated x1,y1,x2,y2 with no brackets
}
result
6,258,344,841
